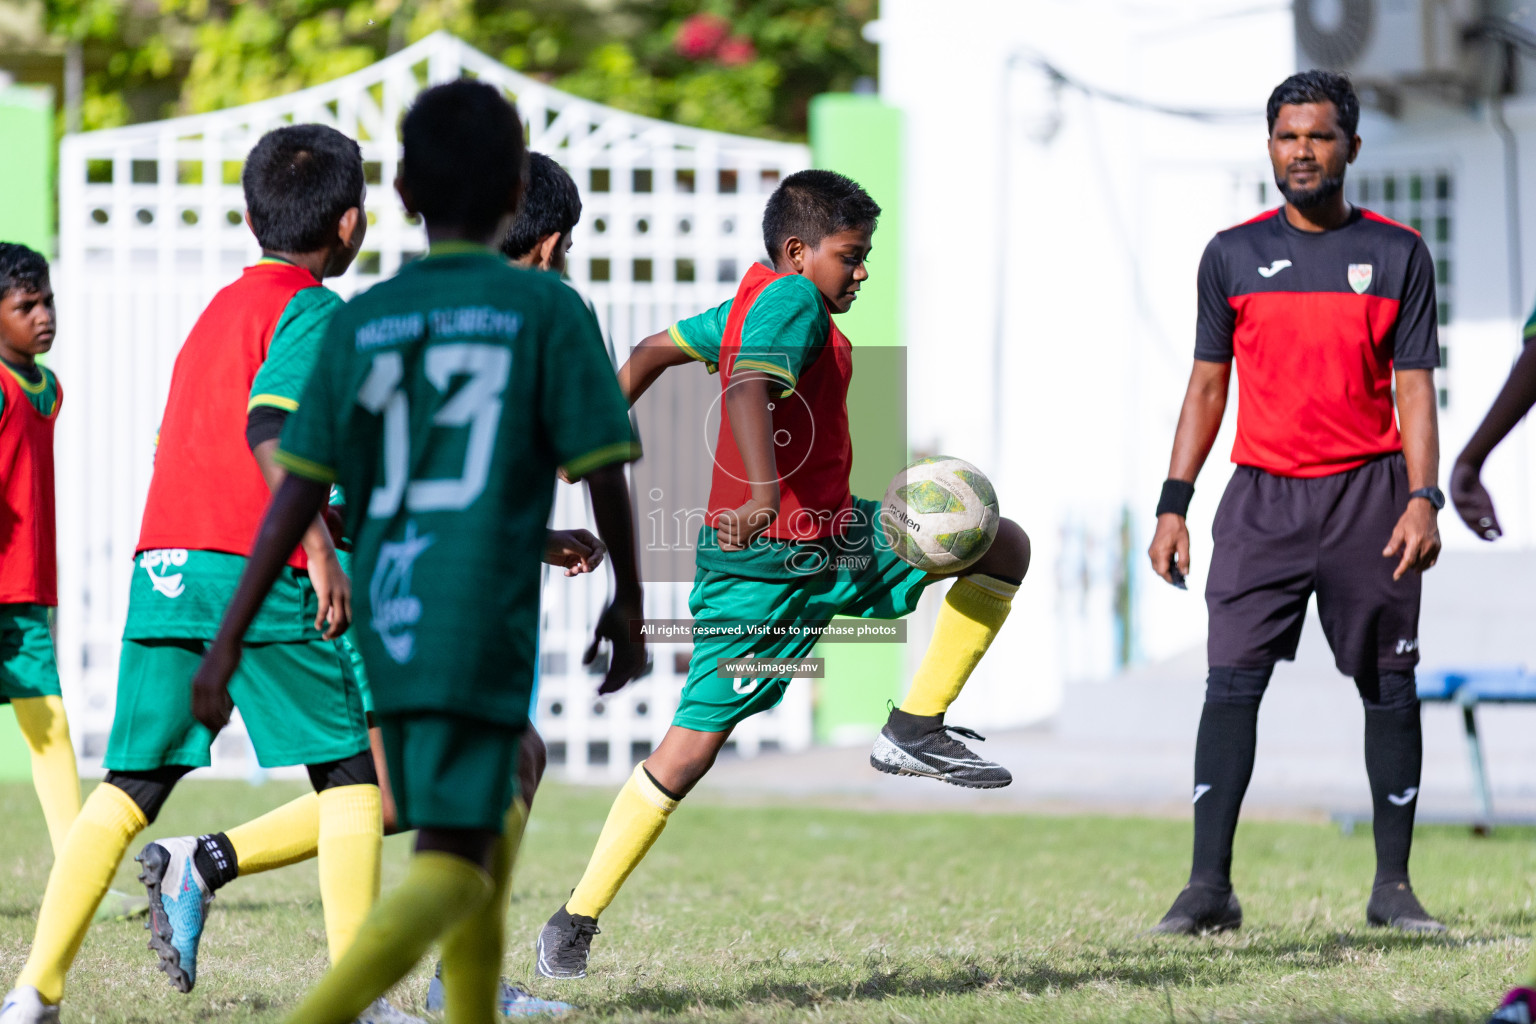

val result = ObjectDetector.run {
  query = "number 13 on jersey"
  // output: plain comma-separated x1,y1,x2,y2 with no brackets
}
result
356,342,512,518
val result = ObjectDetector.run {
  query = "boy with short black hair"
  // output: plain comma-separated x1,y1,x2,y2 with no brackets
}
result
534,168,1032,980
500,151,582,272
0,243,80,862
1,124,412,1024
191,79,646,1024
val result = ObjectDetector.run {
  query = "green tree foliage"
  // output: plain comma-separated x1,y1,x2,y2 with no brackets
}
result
42,0,876,138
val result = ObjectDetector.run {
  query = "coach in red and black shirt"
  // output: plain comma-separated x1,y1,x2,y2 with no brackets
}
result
1147,71,1445,936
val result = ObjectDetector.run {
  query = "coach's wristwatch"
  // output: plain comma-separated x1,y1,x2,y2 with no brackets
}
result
1409,486,1445,510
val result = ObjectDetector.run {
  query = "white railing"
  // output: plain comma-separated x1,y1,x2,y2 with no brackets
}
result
55,31,811,780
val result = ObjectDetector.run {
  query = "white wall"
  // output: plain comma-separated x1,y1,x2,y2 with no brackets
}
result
877,0,1295,724
879,1,1536,727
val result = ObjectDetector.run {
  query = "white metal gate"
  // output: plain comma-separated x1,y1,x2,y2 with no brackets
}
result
54,31,812,780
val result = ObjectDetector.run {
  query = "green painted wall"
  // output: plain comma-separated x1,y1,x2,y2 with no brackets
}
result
808,94,909,745
0,86,55,255
0,85,55,780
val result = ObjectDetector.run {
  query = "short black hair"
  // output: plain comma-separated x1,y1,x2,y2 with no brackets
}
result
1267,70,1360,137
0,243,49,301
402,80,526,237
500,152,582,260
243,124,365,253
762,169,880,260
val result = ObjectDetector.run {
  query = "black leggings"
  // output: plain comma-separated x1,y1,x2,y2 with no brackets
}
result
105,748,377,824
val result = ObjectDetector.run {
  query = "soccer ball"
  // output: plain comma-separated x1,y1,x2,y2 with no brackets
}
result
880,456,1000,573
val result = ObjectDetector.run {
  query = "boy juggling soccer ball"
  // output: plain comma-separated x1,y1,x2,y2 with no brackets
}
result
1,126,412,1024
1449,309,1536,1024
535,169,1032,980
0,244,81,861
189,80,646,1024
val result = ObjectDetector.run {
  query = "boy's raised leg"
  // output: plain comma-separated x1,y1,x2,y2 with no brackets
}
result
873,574,1019,787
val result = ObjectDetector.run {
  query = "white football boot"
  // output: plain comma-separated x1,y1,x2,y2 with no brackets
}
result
0,988,59,1024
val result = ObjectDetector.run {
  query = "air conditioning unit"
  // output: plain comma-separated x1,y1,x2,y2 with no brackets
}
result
1295,0,1482,92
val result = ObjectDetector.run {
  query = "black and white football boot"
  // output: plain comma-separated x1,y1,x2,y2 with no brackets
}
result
869,707,1012,789
535,904,601,980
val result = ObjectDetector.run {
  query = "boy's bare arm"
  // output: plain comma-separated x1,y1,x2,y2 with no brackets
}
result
717,371,780,552
581,464,646,694
191,474,331,732
252,437,350,635
618,330,695,405
1452,340,1536,540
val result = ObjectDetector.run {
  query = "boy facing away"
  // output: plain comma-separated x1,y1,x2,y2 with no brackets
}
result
1,125,406,1024
126,147,600,1021
535,169,1032,980
190,80,647,1024
0,244,80,862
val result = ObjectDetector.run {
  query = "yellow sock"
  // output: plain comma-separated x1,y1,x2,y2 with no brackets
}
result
439,798,527,1024
18,783,147,1003
899,575,1018,717
281,851,491,1024
317,784,383,962
566,764,678,919
226,792,321,874
12,696,81,858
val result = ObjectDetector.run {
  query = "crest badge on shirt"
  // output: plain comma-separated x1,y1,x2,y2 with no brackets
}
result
1347,263,1373,294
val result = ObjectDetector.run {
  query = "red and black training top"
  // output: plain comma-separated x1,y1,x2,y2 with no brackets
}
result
1195,206,1439,478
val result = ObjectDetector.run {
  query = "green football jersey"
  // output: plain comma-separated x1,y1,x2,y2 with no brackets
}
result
276,244,640,726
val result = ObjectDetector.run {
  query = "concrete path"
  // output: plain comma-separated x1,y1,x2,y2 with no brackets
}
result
698,550,1536,823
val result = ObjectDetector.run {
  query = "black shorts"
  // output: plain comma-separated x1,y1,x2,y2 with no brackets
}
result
1205,454,1421,677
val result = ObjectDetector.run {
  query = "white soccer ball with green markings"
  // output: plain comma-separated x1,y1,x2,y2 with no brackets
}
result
880,456,1000,573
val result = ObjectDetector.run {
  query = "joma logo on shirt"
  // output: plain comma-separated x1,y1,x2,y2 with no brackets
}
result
139,549,188,599
370,521,435,664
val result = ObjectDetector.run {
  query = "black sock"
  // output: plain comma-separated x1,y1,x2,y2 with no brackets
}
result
885,707,941,740
1189,700,1261,889
193,832,239,891
1364,704,1422,886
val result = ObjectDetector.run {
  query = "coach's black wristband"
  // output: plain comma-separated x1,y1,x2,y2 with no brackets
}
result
1156,479,1195,518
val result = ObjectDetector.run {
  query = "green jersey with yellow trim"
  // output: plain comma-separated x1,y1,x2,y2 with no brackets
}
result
276,244,640,726
250,282,343,414
0,360,61,419
667,272,828,397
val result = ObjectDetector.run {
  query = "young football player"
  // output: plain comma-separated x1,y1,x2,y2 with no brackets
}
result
189,79,646,1024
0,126,412,1024
534,169,1032,980
0,244,80,860
129,147,595,1021
1450,309,1536,1024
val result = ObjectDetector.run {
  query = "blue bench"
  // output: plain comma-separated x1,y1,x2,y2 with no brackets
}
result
1418,667,1535,828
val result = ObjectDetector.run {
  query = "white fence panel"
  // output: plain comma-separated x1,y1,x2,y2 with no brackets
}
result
55,31,811,780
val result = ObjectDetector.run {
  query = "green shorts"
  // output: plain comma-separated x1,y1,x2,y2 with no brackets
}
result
337,633,374,717
0,604,61,703
676,508,934,733
377,712,522,832
104,637,369,771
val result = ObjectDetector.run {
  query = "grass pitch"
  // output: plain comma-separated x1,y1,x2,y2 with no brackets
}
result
0,779,1533,1022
